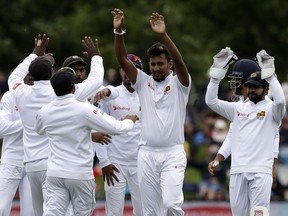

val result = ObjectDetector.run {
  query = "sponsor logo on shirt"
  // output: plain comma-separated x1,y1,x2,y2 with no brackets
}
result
256,111,265,120
113,105,130,111
237,111,249,117
12,83,22,90
93,109,98,115
147,82,155,91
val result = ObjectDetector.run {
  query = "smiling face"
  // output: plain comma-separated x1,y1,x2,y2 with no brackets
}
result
149,54,172,82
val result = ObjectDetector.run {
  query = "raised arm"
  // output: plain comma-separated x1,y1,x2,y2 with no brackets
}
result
112,8,138,84
8,34,49,89
256,50,286,124
205,47,238,121
150,12,190,86
74,36,104,101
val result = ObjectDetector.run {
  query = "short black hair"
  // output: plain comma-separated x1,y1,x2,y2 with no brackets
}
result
29,56,53,81
147,42,171,61
50,70,75,96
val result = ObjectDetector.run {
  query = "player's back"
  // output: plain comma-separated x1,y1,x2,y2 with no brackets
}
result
14,80,55,163
36,94,97,180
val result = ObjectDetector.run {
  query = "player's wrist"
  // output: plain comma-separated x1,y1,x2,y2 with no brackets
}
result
113,29,126,35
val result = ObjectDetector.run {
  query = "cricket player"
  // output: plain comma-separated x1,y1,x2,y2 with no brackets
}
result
205,48,285,216
112,9,191,215
208,59,280,184
0,75,34,216
8,34,106,216
34,70,138,216
95,54,143,216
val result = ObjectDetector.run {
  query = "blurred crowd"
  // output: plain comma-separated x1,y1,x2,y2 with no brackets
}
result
1,68,288,202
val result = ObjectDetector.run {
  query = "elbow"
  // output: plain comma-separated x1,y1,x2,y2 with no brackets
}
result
205,96,215,108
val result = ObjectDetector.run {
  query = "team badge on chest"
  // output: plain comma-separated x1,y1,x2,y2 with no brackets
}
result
164,85,171,95
256,111,265,120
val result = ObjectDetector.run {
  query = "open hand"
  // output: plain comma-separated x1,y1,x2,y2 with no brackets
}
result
82,36,100,58
150,13,166,34
33,34,50,56
112,8,124,30
91,132,111,145
102,164,119,186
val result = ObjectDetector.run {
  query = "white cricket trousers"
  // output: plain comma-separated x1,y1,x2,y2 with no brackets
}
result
137,145,187,216
0,163,34,216
104,163,142,216
43,176,96,216
229,173,273,216
26,170,47,216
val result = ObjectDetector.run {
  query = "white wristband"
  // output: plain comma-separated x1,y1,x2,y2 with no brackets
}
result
113,29,126,35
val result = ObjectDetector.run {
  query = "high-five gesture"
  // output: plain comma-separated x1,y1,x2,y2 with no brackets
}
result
150,13,166,35
32,34,50,56
82,36,100,58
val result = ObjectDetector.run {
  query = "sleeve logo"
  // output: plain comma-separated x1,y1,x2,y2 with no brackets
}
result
12,83,22,90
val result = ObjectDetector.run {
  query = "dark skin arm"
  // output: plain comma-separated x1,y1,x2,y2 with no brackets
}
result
149,12,190,87
273,158,277,184
112,8,190,87
112,8,137,84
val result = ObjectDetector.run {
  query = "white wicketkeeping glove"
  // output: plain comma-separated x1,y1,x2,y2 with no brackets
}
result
256,49,275,79
209,47,238,80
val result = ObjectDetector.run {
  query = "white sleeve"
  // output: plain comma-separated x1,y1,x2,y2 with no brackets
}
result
93,99,112,168
218,123,233,159
273,129,280,159
74,56,104,102
0,92,22,136
205,78,236,122
94,143,111,168
85,105,134,135
8,54,37,89
266,75,286,124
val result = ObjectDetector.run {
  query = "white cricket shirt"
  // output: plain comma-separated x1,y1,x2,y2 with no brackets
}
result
0,91,24,167
132,70,191,148
8,54,104,171
35,94,134,180
95,84,141,168
218,96,280,159
206,76,285,174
